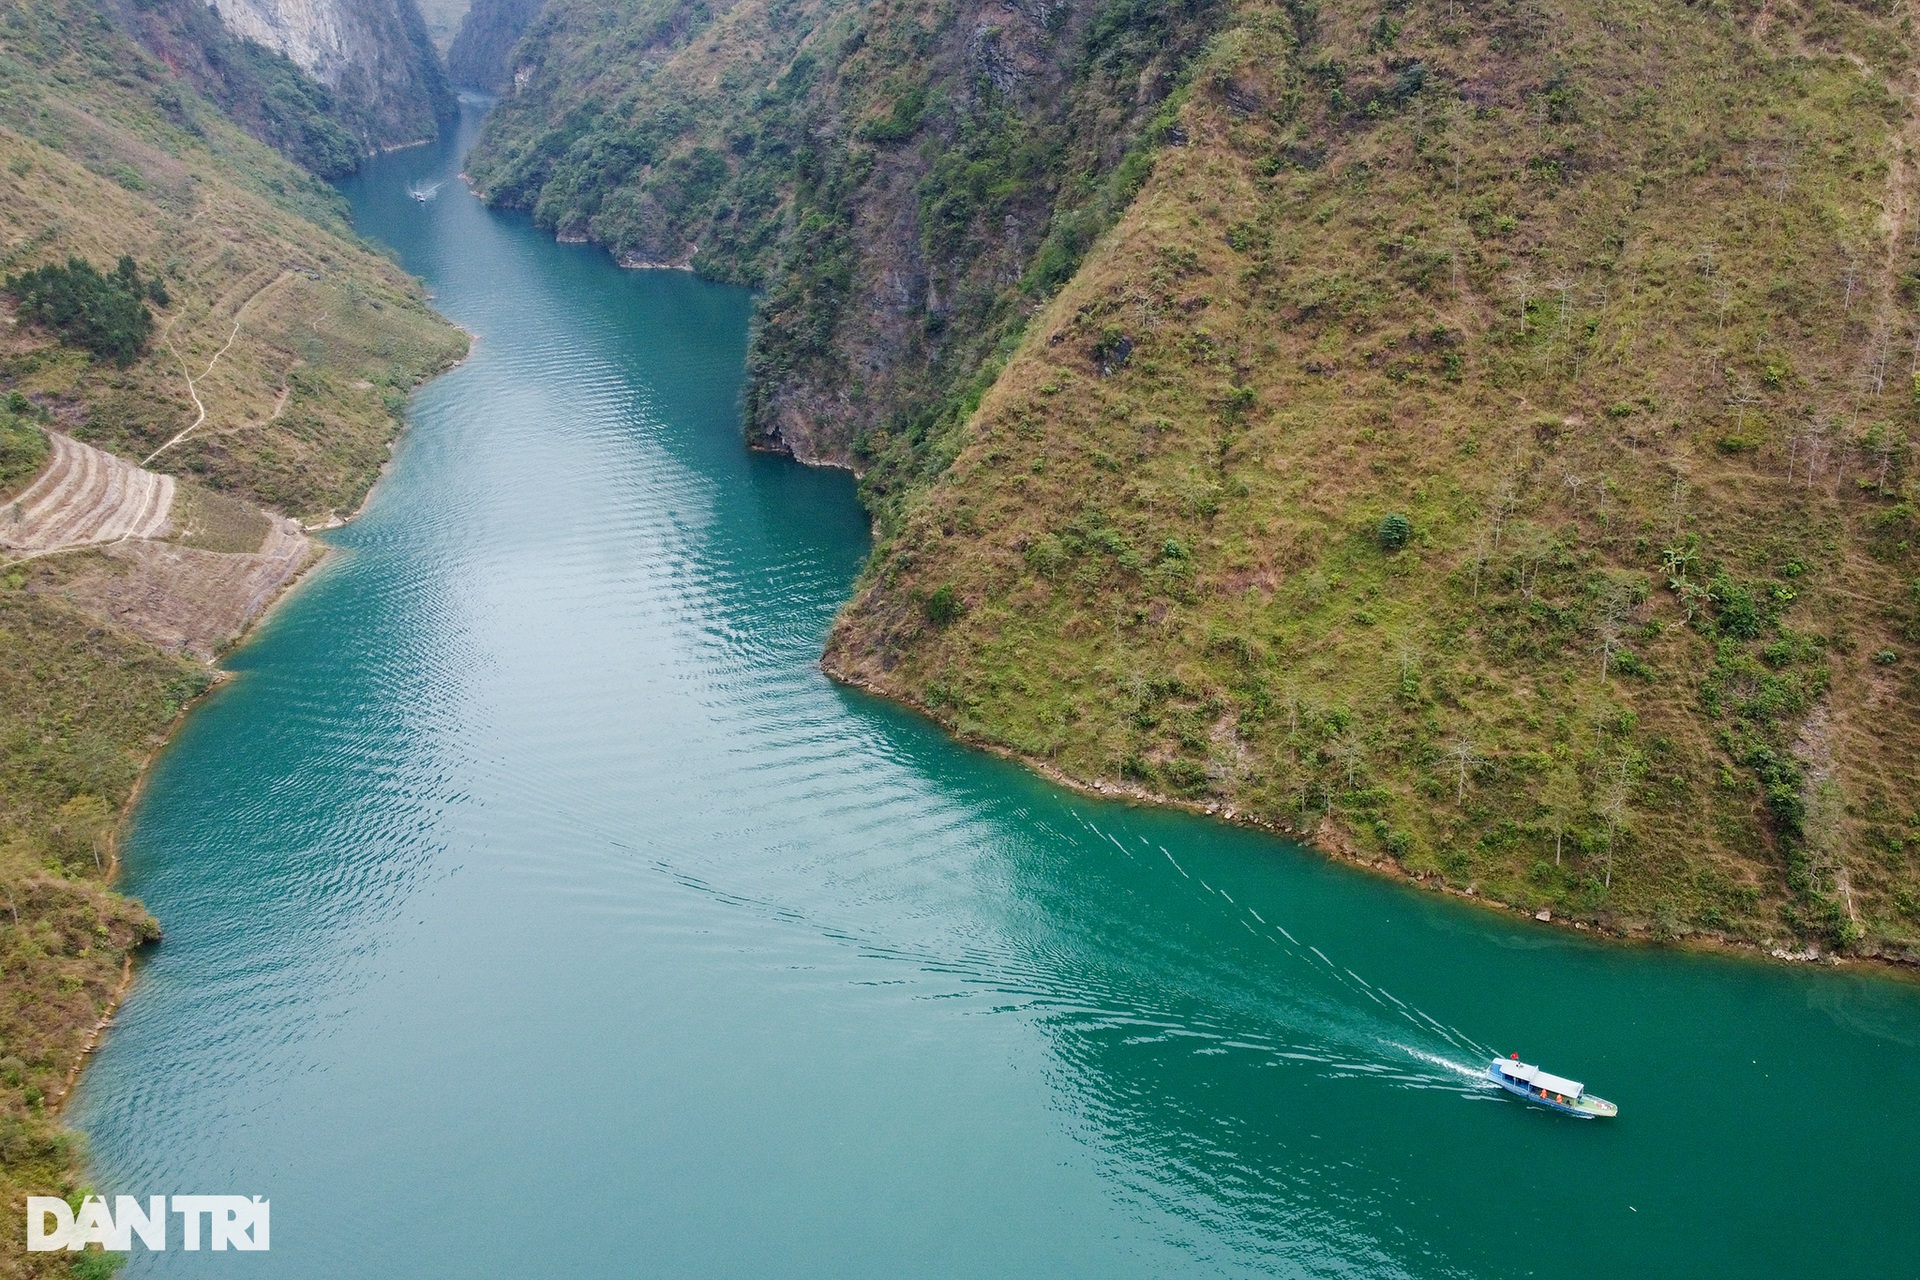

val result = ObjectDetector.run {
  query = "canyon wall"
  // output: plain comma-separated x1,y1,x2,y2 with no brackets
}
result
204,0,454,147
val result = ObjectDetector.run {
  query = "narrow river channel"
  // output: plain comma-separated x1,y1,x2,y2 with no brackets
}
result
73,106,1920,1278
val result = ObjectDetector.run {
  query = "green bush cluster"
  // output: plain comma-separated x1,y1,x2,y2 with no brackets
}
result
6,255,164,366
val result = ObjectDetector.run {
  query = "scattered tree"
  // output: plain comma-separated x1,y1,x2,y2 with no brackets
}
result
1334,732,1366,788
1445,737,1482,802
1726,372,1762,435
1598,765,1632,890
1508,268,1534,333
1506,521,1553,601
1595,600,1627,683
1542,763,1582,866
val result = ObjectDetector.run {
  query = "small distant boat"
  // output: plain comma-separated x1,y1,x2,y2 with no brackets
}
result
1489,1055,1618,1119
408,182,443,203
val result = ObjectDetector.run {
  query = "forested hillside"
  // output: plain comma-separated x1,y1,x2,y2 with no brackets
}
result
464,0,1225,488
0,1,464,1268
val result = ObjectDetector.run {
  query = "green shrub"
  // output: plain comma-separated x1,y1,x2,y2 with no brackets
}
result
0,402,49,495
1611,649,1654,679
1709,573,1763,639
861,84,928,144
1024,535,1069,576
925,584,965,625
1376,512,1412,551
1161,757,1210,795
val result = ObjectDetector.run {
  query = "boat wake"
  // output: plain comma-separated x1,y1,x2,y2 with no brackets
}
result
617,802,1502,1104
1060,812,1504,1089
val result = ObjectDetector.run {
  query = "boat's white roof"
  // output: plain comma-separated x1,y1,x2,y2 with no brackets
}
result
1498,1059,1584,1097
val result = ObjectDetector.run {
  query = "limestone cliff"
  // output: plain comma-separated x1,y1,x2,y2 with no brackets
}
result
202,0,454,148
444,0,542,90
103,0,362,174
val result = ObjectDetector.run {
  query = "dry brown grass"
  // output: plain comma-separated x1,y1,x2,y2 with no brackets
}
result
169,480,269,553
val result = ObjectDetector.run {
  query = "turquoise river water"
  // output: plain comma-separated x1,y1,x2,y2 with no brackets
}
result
73,108,1920,1278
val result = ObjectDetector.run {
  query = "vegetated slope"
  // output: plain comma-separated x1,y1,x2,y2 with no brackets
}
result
827,0,1920,958
0,14,467,518
0,2,464,1267
464,0,843,267
445,0,544,89
0,589,199,1280
100,0,369,175
463,0,1228,506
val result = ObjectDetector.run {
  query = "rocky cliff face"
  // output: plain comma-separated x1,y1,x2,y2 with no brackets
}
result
464,0,1223,512
444,0,542,90
203,0,455,147
104,0,362,174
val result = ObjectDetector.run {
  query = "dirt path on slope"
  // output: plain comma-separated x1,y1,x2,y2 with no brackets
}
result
145,270,294,465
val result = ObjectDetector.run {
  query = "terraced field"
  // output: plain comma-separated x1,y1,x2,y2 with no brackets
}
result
1,430,316,657
0,432,174,554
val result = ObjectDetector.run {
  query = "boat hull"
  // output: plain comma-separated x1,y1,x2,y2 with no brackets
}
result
1488,1064,1618,1118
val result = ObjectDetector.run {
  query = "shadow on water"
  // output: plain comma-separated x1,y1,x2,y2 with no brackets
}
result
70,104,1920,1280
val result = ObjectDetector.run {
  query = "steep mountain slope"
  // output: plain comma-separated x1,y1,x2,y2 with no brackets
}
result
198,0,453,149
828,0,1920,957
479,0,1920,961
417,0,472,51
445,0,542,88
101,0,367,174
463,0,1224,504
0,1,464,1267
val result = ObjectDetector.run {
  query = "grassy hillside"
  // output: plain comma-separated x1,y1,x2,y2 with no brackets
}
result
469,0,1920,961
828,0,1920,959
0,7,467,517
0,589,201,1280
472,0,1920,961
0,1,465,1270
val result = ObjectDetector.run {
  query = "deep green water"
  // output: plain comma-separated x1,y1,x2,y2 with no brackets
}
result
74,108,1920,1278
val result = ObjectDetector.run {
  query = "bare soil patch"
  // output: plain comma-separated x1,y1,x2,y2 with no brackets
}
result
33,515,315,659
